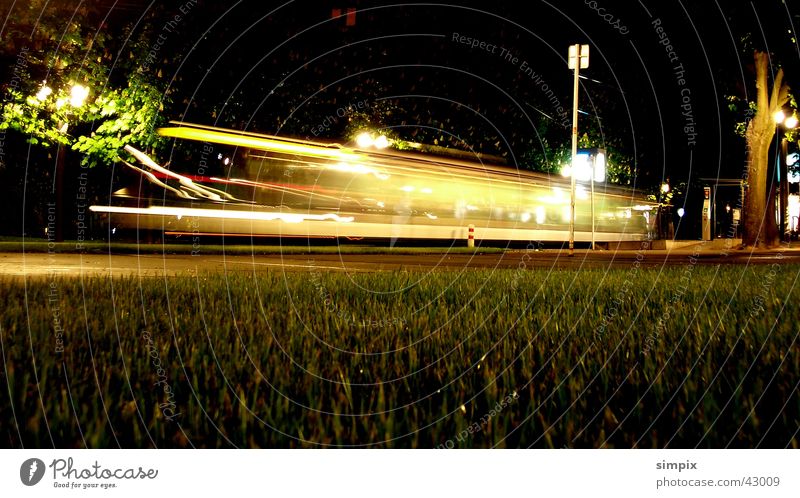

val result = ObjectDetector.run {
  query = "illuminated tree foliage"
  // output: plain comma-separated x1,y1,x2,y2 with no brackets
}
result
0,1,169,168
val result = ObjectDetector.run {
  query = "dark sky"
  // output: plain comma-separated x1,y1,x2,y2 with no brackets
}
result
6,0,800,188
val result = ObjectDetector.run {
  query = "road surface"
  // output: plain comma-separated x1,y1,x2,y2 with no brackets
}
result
0,246,796,278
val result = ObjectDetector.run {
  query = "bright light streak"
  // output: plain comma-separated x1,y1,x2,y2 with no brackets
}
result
125,145,225,201
520,211,531,223
421,188,433,194
88,205,355,224
400,185,415,192
789,195,799,230
329,162,389,180
594,152,606,182
158,126,362,161
535,206,546,224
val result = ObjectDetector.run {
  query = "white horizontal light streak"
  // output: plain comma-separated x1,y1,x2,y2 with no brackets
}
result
89,205,354,224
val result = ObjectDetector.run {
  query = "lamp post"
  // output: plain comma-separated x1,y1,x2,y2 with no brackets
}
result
47,83,90,241
773,110,796,241
567,44,588,256
561,148,605,250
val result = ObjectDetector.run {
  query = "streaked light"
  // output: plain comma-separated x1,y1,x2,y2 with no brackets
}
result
535,206,546,224
329,161,389,180
158,126,362,162
88,205,355,224
789,195,799,230
520,211,531,223
594,152,606,182
400,185,415,192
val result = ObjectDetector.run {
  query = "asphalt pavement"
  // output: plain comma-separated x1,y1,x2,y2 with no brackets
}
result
1,240,798,278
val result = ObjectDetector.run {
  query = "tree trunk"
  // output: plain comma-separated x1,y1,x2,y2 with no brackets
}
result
744,135,769,246
743,51,790,248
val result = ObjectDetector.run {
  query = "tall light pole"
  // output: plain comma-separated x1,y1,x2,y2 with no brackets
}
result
52,83,90,241
774,110,797,241
567,44,588,256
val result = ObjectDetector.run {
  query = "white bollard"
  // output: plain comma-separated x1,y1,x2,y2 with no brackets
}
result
468,224,475,248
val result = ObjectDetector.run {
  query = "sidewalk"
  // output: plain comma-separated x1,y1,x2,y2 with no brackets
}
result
598,238,800,256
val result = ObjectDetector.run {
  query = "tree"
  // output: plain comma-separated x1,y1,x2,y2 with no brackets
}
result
743,51,790,248
0,1,169,168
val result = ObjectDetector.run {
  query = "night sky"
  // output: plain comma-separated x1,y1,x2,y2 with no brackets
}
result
4,0,800,191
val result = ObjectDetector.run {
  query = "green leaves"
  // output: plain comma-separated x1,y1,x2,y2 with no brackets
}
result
0,1,170,168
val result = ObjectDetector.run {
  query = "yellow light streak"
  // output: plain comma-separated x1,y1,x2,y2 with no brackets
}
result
158,126,362,162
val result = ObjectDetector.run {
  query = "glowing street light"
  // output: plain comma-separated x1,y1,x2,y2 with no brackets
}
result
69,84,90,108
355,131,391,149
356,132,373,148
35,85,53,102
373,134,390,149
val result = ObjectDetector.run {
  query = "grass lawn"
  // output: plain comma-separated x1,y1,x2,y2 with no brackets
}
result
1,264,797,448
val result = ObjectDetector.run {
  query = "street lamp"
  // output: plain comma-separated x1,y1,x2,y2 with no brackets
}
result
774,109,796,240
567,44,589,256
35,82,92,241
355,131,390,149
